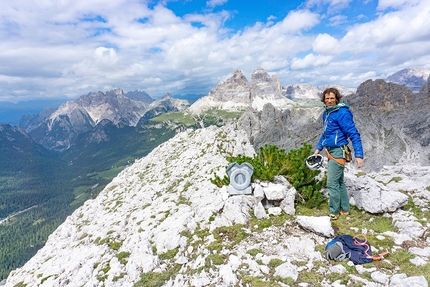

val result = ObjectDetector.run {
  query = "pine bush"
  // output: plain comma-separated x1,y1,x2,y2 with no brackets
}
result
211,143,326,208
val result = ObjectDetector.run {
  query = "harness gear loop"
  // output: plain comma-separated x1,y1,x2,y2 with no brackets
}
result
353,234,389,261
326,149,346,166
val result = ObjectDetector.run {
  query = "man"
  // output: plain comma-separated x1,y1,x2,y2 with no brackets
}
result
314,87,364,220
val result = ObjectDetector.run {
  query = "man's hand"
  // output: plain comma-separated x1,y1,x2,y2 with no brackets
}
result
355,157,364,168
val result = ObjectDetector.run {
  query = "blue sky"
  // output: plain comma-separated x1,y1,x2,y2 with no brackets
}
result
0,0,429,102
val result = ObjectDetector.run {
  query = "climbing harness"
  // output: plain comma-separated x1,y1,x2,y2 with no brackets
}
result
326,149,346,166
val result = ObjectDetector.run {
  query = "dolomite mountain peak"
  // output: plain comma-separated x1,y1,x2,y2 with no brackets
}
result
188,68,295,113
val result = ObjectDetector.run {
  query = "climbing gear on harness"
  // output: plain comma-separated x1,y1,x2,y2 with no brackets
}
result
352,234,389,261
326,149,346,166
306,154,324,170
342,144,352,162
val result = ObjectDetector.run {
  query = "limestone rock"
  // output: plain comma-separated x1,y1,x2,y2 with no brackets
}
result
274,261,299,281
345,173,409,213
4,124,430,287
389,274,428,287
296,216,335,238
263,182,287,201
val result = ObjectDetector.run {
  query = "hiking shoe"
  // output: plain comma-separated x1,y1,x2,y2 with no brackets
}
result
329,214,339,220
340,211,350,216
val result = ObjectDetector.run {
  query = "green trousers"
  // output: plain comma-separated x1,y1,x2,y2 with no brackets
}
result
326,147,350,215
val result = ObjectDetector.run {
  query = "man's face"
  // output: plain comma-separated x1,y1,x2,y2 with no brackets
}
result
324,92,337,108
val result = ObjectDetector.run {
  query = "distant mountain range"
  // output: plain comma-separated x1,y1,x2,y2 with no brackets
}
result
1,66,428,126
19,90,189,151
0,91,184,126
4,65,430,168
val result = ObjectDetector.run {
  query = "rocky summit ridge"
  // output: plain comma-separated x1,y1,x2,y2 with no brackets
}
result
5,124,430,287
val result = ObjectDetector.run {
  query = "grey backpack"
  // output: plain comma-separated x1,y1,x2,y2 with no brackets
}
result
325,241,351,262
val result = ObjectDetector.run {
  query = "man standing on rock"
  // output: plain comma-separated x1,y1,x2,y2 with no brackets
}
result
314,87,364,220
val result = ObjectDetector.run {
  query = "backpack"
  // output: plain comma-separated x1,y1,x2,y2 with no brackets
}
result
325,234,383,264
325,241,351,261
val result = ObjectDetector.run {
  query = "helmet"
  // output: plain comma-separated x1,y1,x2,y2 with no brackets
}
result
306,154,323,170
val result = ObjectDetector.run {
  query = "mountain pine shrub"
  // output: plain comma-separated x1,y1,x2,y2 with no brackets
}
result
211,143,326,208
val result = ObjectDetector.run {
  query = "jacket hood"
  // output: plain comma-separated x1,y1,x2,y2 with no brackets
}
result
325,102,350,112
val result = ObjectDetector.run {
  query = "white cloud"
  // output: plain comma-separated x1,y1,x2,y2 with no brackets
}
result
312,34,340,55
341,2,430,50
0,0,429,101
206,0,228,8
92,47,119,65
291,53,333,70
328,14,348,26
377,0,421,10
305,0,353,13
278,9,320,33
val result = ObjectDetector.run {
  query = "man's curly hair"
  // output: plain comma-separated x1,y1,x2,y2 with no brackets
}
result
321,87,342,104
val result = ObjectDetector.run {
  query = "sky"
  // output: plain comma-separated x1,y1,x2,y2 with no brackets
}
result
1,0,429,102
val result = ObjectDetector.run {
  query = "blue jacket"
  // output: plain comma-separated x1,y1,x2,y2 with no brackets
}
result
316,103,364,158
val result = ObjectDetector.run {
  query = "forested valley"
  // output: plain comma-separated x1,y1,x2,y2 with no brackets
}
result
0,120,179,280
0,130,110,279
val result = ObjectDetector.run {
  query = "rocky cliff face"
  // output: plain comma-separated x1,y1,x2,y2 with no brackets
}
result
188,69,252,112
75,89,148,127
19,107,57,133
283,84,355,100
283,84,321,100
125,90,154,103
345,77,430,170
237,103,322,152
20,89,150,151
29,101,96,151
250,67,295,110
